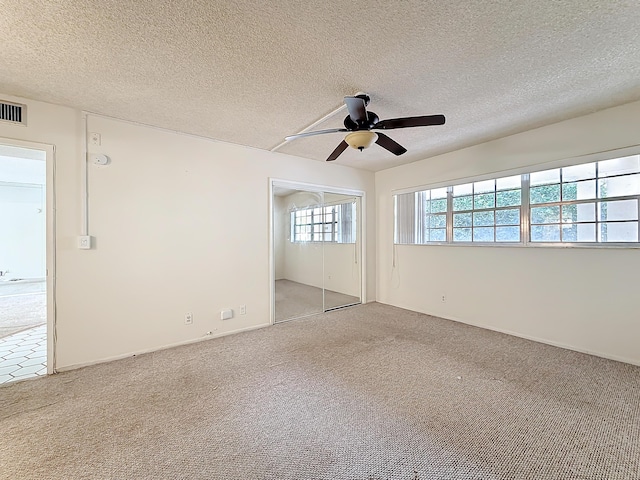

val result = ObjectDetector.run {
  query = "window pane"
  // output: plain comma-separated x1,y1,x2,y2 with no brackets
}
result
423,199,431,213
431,198,447,213
496,175,521,191
530,169,560,186
598,200,638,221
531,225,560,242
453,195,473,211
531,206,560,224
453,183,472,196
562,223,596,242
473,211,495,227
474,193,495,209
562,180,596,201
600,222,638,242
453,228,472,242
430,228,446,242
474,179,495,193
562,162,596,182
496,226,520,242
598,174,640,198
530,184,560,204
598,156,640,177
429,214,446,228
314,225,322,233
473,227,494,242
313,208,322,216
562,203,596,223
323,233,332,242
453,213,472,227
496,208,520,225
431,187,447,199
496,189,521,207
561,224,575,242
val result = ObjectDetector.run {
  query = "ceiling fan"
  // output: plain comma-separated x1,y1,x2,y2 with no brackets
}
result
284,94,446,161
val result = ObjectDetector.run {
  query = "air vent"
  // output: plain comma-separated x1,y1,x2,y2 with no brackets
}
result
0,100,26,126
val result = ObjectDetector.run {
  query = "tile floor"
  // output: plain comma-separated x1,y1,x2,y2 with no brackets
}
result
0,324,47,385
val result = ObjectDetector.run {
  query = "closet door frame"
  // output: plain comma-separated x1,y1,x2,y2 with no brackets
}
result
269,178,366,325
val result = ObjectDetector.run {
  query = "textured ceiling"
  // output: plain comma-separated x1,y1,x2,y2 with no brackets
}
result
1,1,639,171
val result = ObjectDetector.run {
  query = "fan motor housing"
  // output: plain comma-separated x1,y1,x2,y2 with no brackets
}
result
344,111,379,130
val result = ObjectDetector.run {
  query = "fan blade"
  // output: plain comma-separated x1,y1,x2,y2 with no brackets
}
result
373,114,446,130
344,96,368,123
327,140,349,161
285,128,348,141
375,133,407,156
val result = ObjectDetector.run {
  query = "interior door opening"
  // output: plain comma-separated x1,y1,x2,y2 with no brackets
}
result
0,142,50,384
272,182,363,323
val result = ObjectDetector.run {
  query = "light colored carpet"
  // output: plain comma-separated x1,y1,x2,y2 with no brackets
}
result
275,279,360,322
1,302,639,479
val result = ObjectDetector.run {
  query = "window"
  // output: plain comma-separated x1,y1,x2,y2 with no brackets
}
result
394,153,640,246
292,202,356,243
452,176,521,243
420,187,447,242
529,156,640,243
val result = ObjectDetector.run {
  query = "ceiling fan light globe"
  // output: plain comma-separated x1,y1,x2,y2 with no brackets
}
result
345,131,378,150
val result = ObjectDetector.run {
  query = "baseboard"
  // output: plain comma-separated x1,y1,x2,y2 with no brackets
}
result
466,319,640,367
379,302,640,367
56,322,272,372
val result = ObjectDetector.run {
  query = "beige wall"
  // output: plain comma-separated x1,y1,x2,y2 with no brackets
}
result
0,93,375,370
376,100,640,366
0,183,46,279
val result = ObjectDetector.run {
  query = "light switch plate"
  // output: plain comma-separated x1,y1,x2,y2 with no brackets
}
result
78,235,91,249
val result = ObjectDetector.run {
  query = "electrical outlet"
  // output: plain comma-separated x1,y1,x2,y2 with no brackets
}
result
441,294,446,303
240,305,246,315
90,132,101,146
184,312,193,325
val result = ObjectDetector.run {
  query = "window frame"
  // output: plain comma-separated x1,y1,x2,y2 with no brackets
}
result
392,147,640,249
449,177,523,244
291,202,356,244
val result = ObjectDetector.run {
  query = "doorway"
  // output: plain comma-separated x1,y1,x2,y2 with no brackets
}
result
271,181,364,323
0,141,54,384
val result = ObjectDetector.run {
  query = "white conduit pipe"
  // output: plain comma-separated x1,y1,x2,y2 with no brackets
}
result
269,101,349,153
80,112,89,236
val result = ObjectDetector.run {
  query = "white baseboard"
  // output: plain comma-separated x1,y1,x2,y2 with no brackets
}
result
56,322,271,373
379,302,640,367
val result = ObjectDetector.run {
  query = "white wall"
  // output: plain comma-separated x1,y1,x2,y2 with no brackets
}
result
376,100,640,366
0,93,375,370
0,183,45,279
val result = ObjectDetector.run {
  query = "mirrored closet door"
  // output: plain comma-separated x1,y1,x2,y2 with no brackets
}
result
272,184,362,323
321,193,361,311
